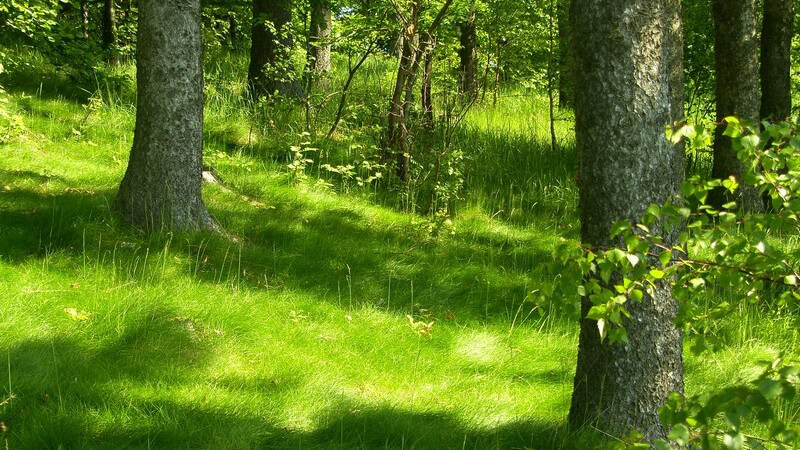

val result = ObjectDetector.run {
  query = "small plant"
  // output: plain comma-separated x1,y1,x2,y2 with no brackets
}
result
407,310,435,338
287,133,317,184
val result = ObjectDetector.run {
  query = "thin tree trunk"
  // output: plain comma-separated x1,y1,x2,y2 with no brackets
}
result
760,0,793,121
492,43,501,107
458,9,478,97
383,0,454,181
116,0,213,231
569,0,684,440
710,0,762,212
557,0,574,109
547,0,557,152
327,41,378,139
421,38,435,130
480,51,491,102
228,13,239,49
248,0,298,99
81,0,89,40
103,0,117,65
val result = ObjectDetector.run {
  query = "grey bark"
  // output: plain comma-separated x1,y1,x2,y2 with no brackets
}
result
103,0,117,64
458,9,478,97
667,0,686,182
569,0,684,441
760,0,793,121
557,0,574,108
710,0,763,212
116,0,214,231
248,0,298,99
309,0,332,75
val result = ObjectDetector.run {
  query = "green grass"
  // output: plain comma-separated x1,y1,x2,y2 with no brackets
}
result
0,50,797,449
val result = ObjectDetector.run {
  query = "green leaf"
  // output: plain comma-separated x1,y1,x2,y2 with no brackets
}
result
652,440,672,450
758,379,783,400
723,431,743,450
668,424,689,445
626,254,640,267
659,251,672,267
650,269,665,280
610,221,631,239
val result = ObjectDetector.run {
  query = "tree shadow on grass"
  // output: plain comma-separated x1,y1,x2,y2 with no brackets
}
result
0,167,556,323
0,303,589,449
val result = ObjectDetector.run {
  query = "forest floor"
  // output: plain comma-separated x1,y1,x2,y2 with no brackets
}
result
0,54,796,449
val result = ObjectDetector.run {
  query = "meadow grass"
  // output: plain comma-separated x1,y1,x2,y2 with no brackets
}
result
0,49,797,449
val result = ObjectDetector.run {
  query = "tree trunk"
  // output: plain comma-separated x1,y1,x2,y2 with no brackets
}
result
383,0,454,181
569,0,684,441
228,13,239,49
103,0,117,65
760,0,793,121
116,0,213,231
667,0,686,182
309,0,332,76
458,9,477,97
81,0,89,40
557,0,574,109
421,46,435,129
710,0,762,212
387,28,418,182
248,0,298,99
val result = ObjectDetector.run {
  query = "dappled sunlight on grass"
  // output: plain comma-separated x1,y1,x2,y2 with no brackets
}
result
1,58,798,448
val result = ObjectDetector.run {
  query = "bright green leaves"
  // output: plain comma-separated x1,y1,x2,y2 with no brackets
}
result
563,116,800,448
651,357,800,450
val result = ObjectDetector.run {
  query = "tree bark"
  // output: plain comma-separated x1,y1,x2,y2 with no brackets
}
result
710,0,762,212
116,0,214,231
81,0,89,40
760,0,793,121
383,0,454,181
458,9,478,97
248,0,298,99
102,0,117,64
557,0,574,109
667,0,686,182
309,0,332,75
569,0,684,441
421,45,435,129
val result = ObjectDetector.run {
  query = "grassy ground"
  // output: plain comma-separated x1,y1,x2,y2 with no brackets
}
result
0,51,796,449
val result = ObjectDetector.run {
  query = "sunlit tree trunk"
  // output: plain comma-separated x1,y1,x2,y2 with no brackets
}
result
116,0,213,231
569,0,684,440
81,0,89,40
710,0,762,212
309,0,332,76
760,0,793,121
